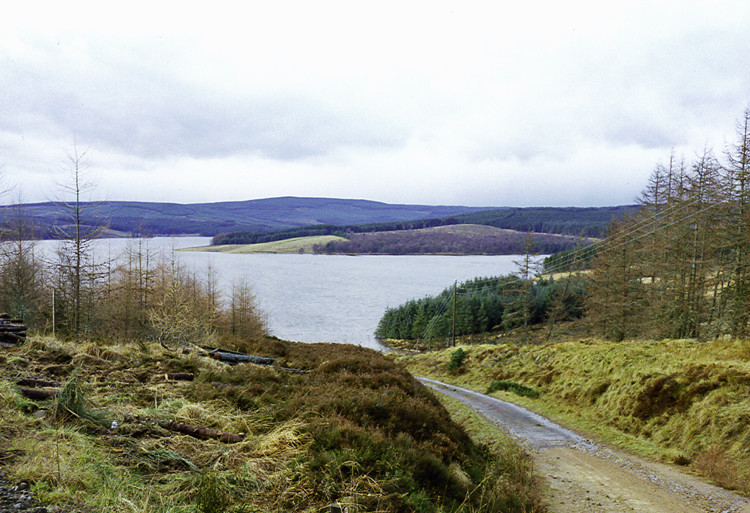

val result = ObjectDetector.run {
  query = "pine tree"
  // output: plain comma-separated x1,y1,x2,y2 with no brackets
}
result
718,109,750,336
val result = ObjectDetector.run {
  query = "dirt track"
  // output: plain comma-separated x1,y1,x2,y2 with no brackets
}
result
419,377,750,513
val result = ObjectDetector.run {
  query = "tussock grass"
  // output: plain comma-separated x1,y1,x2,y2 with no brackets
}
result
486,380,539,398
0,336,546,512
400,337,750,495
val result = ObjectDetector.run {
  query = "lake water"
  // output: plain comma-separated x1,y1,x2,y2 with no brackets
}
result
36,237,536,351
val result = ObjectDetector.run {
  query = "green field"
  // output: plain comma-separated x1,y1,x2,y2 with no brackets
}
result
184,235,347,254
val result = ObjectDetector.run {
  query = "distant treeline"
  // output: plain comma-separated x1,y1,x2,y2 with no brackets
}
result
375,275,586,341
313,229,583,255
451,206,637,238
1,200,636,241
210,218,458,245
212,205,635,246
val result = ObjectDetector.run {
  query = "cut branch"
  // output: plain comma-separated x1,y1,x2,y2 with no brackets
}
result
126,414,244,443
17,378,61,388
209,350,275,366
19,388,59,400
165,373,194,381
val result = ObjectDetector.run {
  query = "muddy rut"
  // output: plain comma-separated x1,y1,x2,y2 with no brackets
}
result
419,377,750,513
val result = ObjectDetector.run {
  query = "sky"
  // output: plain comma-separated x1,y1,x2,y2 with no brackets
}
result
1,1,749,208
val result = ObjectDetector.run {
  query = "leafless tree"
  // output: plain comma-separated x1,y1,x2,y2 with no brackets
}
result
52,144,107,338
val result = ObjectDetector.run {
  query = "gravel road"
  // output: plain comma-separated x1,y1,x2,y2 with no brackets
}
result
420,377,750,513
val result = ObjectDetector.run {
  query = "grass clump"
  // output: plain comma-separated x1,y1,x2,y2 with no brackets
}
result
51,369,110,428
447,348,466,371
487,380,540,398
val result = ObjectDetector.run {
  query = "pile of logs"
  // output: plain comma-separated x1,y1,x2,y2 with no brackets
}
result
0,314,26,347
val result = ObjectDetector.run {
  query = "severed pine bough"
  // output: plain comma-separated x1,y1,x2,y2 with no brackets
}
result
125,414,245,444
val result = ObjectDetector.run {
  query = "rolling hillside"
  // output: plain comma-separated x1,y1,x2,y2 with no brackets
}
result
0,196,636,243
0,197,490,238
313,224,591,255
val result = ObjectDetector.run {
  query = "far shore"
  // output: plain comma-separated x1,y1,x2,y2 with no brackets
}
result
181,235,346,254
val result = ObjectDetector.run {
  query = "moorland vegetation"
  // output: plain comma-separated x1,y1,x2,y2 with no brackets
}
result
0,337,546,512
399,337,750,495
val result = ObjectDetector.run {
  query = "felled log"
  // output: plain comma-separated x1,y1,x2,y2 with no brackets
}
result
19,387,59,400
17,378,61,388
0,324,27,333
209,350,275,366
197,345,308,373
165,373,194,381
0,333,25,345
126,414,244,443
211,382,236,389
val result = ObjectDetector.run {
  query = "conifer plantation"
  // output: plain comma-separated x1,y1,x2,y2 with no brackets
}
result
587,109,750,341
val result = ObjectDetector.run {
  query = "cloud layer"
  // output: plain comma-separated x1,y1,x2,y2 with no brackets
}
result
2,1,749,206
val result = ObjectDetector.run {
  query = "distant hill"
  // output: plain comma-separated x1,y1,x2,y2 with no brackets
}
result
0,197,492,239
0,197,637,242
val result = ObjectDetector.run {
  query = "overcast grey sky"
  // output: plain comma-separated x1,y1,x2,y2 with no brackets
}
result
2,1,749,207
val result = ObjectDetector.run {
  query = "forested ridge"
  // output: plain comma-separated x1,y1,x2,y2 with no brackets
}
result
311,224,591,255
0,197,486,239
212,205,633,249
449,205,637,238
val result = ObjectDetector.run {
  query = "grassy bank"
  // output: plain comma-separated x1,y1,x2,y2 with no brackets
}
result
184,235,347,254
0,336,545,512
398,337,750,495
